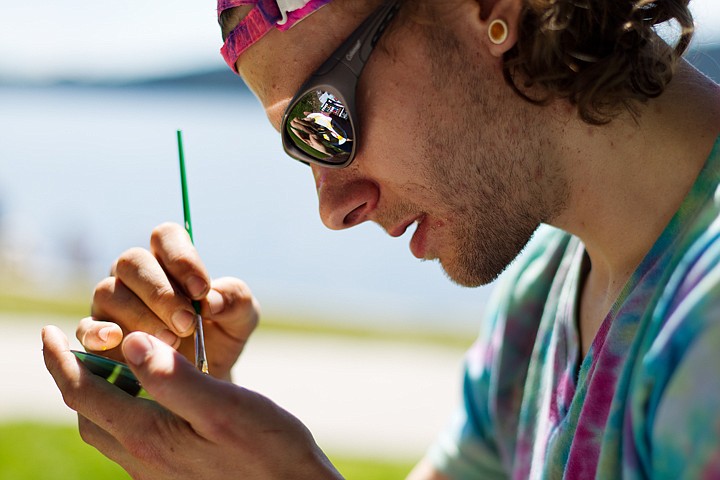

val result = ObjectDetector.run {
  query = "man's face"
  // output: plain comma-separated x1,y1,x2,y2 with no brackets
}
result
238,2,567,287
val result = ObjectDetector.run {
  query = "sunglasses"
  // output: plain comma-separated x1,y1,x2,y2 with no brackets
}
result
281,0,401,168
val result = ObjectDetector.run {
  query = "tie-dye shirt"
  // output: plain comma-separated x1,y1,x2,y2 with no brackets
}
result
428,137,720,479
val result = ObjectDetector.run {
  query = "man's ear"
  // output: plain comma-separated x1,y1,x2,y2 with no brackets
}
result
480,0,522,57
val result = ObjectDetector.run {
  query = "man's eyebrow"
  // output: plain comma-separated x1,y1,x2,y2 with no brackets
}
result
218,6,254,41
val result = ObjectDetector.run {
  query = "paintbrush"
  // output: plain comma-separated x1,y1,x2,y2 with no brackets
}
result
176,129,209,375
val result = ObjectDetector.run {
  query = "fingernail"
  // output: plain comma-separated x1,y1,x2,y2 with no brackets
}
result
155,329,178,346
207,289,225,315
186,275,207,299
172,310,195,334
98,327,112,342
124,334,153,367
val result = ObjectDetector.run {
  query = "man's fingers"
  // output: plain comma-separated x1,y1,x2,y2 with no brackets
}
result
123,332,294,453
203,277,260,340
113,247,197,338
90,276,180,350
42,326,141,437
122,332,237,439
76,317,124,355
150,222,211,301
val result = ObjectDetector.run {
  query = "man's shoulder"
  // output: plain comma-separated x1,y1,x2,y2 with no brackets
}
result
662,216,720,316
642,210,720,366
660,188,720,317
635,215,720,468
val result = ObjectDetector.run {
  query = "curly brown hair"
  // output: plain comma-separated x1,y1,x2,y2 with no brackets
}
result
402,0,695,124
507,0,694,123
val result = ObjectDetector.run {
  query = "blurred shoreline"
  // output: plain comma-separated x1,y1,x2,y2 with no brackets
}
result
2,42,717,90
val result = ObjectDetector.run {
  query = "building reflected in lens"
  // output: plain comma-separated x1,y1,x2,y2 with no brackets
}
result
286,90,353,162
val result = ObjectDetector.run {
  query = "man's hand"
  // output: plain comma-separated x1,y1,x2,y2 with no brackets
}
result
42,326,342,480
76,222,259,381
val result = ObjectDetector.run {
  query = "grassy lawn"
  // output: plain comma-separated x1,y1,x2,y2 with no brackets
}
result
0,423,415,479
0,291,89,319
0,423,129,480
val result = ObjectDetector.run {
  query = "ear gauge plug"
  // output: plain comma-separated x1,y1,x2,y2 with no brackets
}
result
488,19,509,45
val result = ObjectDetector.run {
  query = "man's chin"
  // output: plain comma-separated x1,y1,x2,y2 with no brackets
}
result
439,259,501,288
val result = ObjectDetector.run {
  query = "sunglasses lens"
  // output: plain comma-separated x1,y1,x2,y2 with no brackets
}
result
284,89,354,166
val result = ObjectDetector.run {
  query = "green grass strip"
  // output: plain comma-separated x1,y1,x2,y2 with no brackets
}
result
0,423,415,479
0,291,474,349
0,291,89,318
0,423,129,480
257,316,473,349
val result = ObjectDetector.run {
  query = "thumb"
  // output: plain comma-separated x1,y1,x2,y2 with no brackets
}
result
122,332,230,433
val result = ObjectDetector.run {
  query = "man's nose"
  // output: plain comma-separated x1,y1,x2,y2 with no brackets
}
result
311,164,379,230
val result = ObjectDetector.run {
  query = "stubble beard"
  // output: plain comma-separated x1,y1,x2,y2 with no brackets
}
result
420,21,569,288
425,139,552,288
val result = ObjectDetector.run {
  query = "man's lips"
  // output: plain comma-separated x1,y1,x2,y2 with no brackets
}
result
388,215,424,238
409,215,430,259
386,214,431,259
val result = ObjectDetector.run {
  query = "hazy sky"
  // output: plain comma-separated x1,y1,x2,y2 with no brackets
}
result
1,0,720,82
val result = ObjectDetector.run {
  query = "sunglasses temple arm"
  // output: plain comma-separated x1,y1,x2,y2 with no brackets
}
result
314,1,400,78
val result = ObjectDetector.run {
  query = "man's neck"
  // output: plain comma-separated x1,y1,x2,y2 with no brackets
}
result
546,61,720,355
552,60,720,295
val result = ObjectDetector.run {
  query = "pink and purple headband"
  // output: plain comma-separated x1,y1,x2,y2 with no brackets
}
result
219,0,333,74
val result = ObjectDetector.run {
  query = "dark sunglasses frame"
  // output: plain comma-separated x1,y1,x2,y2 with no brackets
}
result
281,0,401,168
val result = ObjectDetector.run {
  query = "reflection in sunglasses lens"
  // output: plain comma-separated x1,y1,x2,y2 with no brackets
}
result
286,90,353,164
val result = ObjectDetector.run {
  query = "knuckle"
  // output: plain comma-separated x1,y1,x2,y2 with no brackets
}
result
121,414,181,469
151,222,183,247
151,221,180,238
234,278,254,298
92,277,117,307
201,408,236,442
165,251,197,273
147,283,177,305
60,383,82,411
214,277,261,331
223,277,253,303
235,283,261,319
123,433,162,466
115,247,150,277
202,419,228,442
201,388,258,443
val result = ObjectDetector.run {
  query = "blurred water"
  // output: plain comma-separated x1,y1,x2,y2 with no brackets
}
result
0,85,494,333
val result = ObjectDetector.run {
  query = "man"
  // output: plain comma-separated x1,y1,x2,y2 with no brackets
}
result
43,0,720,478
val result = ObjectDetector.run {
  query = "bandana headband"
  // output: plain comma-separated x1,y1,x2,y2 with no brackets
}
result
219,0,333,74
